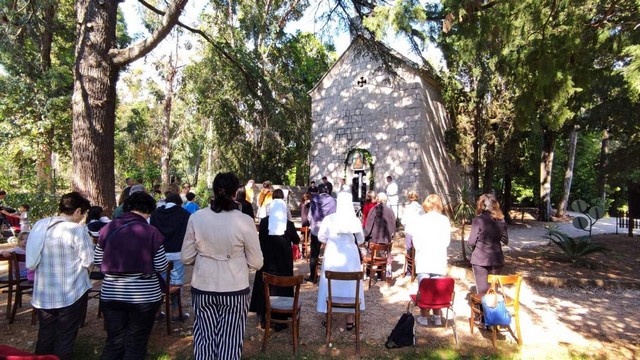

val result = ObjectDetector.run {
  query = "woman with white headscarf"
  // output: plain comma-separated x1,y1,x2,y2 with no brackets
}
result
249,191,299,330
316,191,365,331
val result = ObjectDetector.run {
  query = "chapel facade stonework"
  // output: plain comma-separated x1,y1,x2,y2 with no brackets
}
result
309,36,463,210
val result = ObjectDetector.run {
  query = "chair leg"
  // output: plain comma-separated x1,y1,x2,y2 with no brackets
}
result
515,314,522,346
262,313,271,352
491,326,497,348
325,310,332,346
292,312,298,354
6,286,13,319
165,294,171,335
355,310,360,354
31,308,37,326
9,289,19,324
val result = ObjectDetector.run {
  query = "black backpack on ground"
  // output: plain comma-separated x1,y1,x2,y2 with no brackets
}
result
385,312,415,349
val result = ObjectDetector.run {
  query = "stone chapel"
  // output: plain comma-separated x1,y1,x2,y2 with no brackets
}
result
309,36,463,210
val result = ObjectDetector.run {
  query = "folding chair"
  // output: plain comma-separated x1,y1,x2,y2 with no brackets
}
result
407,277,457,343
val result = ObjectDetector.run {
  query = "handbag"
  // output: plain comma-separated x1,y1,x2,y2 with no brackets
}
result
481,284,512,326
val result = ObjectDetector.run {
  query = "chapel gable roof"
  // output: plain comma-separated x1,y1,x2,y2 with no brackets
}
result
309,35,442,96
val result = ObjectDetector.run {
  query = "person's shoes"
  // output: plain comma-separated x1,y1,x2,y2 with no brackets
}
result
155,312,166,321
431,315,442,326
346,322,355,331
304,277,315,283
171,313,190,322
416,316,429,326
274,323,288,332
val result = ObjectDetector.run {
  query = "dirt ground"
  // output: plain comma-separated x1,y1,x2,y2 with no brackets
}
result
0,225,639,359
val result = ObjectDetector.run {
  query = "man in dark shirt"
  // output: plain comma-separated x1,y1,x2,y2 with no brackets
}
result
318,176,333,196
150,192,191,320
307,181,319,194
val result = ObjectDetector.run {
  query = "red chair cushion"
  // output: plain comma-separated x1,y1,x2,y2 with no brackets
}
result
0,345,60,359
412,278,454,309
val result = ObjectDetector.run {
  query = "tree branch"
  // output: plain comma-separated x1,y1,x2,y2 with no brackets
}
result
109,0,188,67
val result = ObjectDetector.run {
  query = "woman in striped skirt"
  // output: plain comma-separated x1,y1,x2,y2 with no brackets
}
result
95,191,167,359
181,172,263,360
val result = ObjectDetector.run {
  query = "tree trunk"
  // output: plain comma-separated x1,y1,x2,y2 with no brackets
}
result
538,130,556,222
72,0,119,211
472,101,482,194
556,126,578,218
482,135,495,194
35,2,56,191
596,129,609,204
206,117,215,188
161,56,176,189
503,171,513,224
72,0,186,211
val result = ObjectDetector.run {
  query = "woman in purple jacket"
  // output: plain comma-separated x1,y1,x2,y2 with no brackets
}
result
468,193,509,294
95,192,168,360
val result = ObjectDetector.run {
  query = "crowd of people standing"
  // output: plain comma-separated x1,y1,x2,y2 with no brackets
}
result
1,171,509,359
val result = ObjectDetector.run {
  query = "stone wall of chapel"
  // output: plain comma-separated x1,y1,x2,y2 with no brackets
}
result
310,44,462,208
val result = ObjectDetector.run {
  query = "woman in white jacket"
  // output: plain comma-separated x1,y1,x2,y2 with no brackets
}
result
405,194,451,326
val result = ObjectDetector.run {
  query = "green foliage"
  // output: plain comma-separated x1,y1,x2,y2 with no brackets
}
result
545,228,610,263
4,192,60,220
449,183,476,225
449,182,476,261
570,199,605,237
183,19,333,183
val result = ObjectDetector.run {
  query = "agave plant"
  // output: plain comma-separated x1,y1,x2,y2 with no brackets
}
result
545,228,610,263
449,183,476,261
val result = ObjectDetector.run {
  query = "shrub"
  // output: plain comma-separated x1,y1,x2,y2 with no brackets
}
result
545,228,610,263
4,192,60,221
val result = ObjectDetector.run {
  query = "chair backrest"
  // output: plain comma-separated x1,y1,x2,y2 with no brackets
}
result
416,277,455,307
11,253,26,281
263,273,303,311
368,242,391,260
325,270,363,307
488,274,523,311
297,226,309,241
0,252,14,283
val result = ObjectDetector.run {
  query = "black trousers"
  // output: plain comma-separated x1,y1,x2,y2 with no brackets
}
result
309,234,322,281
35,292,89,360
100,300,163,360
472,264,504,294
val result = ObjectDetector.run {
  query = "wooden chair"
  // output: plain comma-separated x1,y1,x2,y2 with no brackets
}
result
86,264,104,324
261,273,303,354
325,270,363,354
296,226,310,260
9,253,36,325
362,242,392,288
407,277,457,343
0,252,16,319
163,261,184,335
469,273,523,347
403,247,416,282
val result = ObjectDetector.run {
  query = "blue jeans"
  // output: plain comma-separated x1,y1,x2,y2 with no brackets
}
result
163,252,184,286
